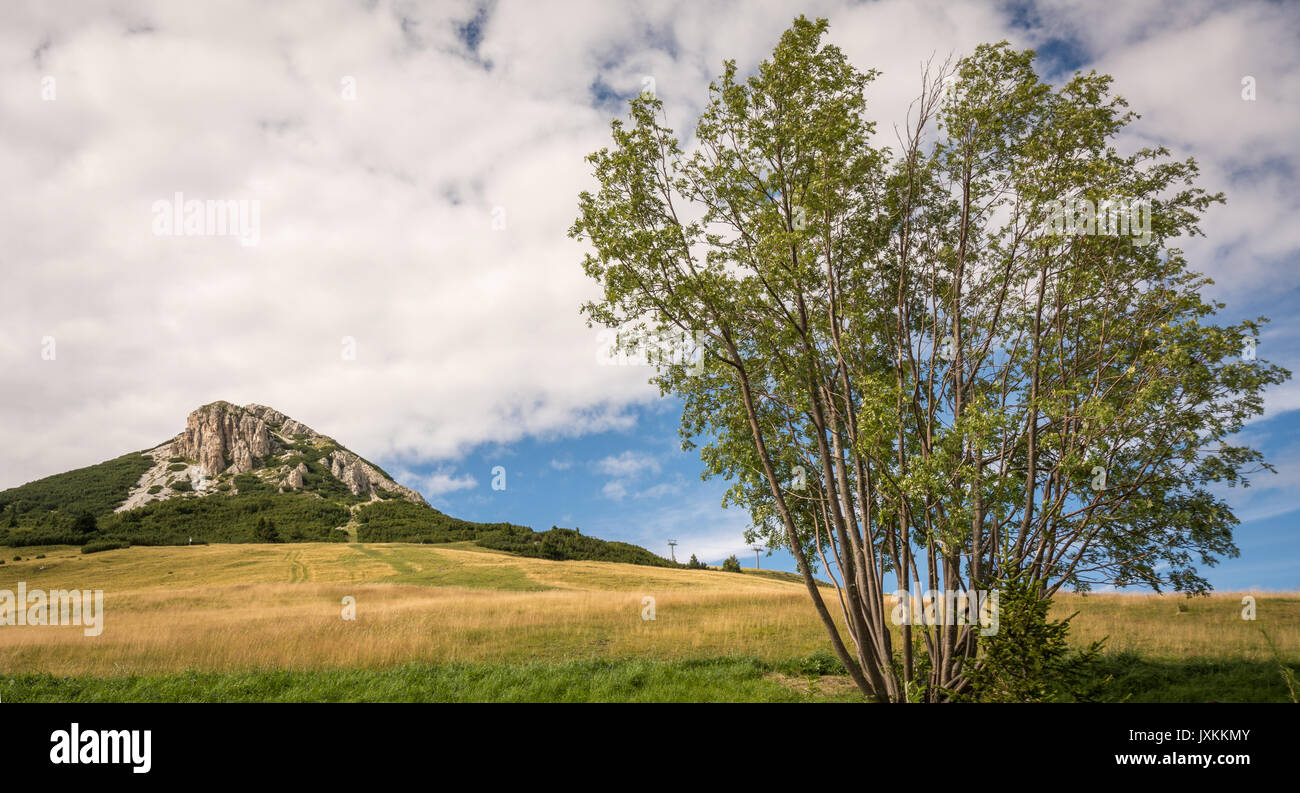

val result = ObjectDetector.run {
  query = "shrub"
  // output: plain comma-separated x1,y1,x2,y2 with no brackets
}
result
72,511,98,535
255,517,281,543
171,480,193,493
232,474,271,495
959,576,1105,703
777,650,846,677
4,527,90,547
722,555,742,573
82,539,130,554
475,525,681,567
147,485,163,495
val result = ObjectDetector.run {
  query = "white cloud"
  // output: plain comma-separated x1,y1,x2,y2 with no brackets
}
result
600,480,627,501
593,450,661,478
1,0,1297,494
637,478,684,500
0,0,675,487
422,469,479,497
594,449,667,499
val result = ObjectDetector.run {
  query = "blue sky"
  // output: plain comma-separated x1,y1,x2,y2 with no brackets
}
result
403,265,1300,591
390,1,1300,590
412,369,1300,591
2,0,1297,592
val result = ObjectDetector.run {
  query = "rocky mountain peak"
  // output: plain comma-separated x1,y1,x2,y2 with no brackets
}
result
116,401,428,511
175,402,276,475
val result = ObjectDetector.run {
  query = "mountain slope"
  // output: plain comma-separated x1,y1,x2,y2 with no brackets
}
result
0,452,154,523
121,401,429,511
0,401,679,567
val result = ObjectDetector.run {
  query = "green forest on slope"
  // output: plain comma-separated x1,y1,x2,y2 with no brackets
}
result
0,452,679,567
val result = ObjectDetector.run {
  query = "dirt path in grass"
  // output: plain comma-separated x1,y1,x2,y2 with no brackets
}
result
285,549,309,583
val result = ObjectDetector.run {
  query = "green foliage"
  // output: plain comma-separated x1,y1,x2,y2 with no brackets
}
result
0,424,674,567
0,452,153,524
352,503,680,566
0,657,869,703
71,511,97,535
476,525,682,567
353,500,508,543
232,474,271,495
686,554,708,569
1092,651,1300,703
92,492,349,545
960,578,1105,702
0,453,674,565
1258,627,1299,703
6,653,1292,703
4,527,94,547
776,650,847,677
347,503,677,566
571,14,1290,701
255,517,281,543
721,555,742,573
82,539,130,555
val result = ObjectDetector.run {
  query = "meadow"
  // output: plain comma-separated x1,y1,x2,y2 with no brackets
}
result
1,542,1296,702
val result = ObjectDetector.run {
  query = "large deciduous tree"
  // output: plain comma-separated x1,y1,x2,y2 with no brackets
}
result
570,17,1289,702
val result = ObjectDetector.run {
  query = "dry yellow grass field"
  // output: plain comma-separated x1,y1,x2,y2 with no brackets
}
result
1,542,1296,676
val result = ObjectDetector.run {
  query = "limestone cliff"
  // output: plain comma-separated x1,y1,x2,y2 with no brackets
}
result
116,401,428,511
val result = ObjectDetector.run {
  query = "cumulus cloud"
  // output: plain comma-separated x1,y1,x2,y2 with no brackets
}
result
422,469,479,496
0,0,670,487
594,449,668,500
600,480,628,501
593,450,661,478
636,477,684,500
1,0,1296,497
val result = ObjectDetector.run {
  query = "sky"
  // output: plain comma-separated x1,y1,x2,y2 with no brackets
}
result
1,0,1297,590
